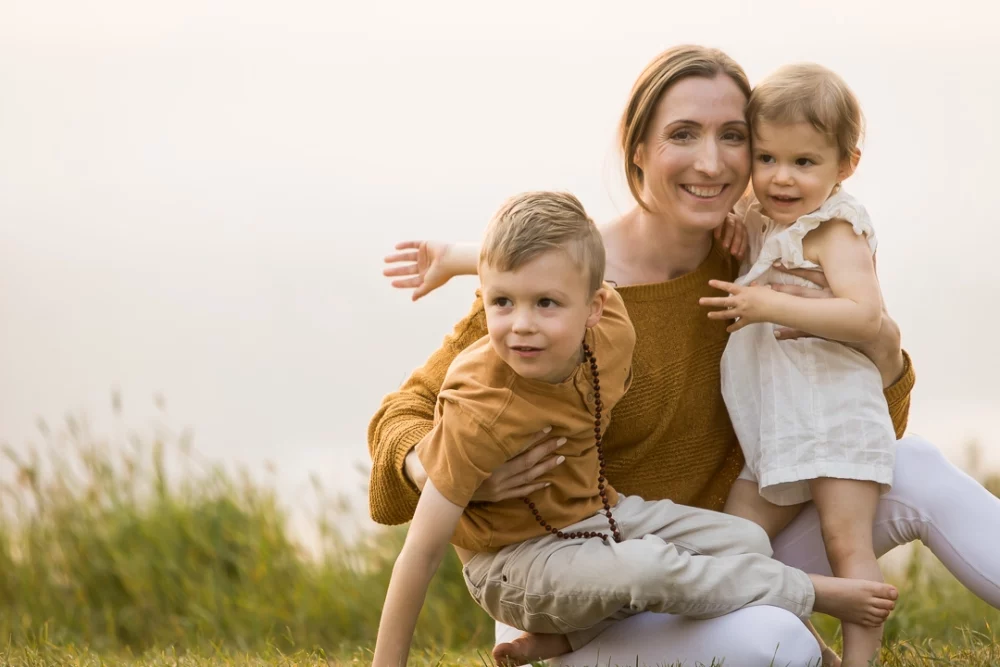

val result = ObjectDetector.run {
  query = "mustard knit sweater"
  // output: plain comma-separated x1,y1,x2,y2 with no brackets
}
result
367,243,915,525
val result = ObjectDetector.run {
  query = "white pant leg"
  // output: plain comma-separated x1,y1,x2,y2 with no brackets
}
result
494,606,821,667
772,434,1000,607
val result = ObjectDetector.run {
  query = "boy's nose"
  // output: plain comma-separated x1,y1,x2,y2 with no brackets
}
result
511,312,535,333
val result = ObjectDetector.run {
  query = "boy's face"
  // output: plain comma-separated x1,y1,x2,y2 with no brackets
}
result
751,120,854,224
480,249,605,384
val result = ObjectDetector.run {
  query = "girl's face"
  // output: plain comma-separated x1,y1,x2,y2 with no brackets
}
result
633,74,751,232
751,120,855,225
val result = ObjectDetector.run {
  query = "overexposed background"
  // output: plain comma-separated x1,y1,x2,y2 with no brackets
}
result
2,0,998,536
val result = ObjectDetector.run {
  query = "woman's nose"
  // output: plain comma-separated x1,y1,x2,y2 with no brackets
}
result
694,139,723,177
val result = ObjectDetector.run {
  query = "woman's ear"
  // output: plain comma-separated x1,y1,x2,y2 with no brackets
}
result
585,287,609,329
633,143,645,171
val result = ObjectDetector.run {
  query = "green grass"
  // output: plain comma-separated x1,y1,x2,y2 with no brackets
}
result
2,408,1000,666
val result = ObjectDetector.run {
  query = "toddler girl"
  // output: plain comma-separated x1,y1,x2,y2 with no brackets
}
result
699,62,895,667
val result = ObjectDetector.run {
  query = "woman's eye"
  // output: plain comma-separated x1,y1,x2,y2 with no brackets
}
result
671,130,693,141
722,131,746,142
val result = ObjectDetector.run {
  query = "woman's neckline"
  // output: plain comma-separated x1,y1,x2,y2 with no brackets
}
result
607,237,730,302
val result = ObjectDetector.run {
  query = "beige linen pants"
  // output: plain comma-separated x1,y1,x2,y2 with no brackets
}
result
462,495,815,650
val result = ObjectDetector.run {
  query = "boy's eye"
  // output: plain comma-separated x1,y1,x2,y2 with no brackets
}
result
757,154,774,164
538,298,558,308
493,297,511,307
795,158,814,167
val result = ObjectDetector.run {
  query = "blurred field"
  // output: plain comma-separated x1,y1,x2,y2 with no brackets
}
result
2,410,999,666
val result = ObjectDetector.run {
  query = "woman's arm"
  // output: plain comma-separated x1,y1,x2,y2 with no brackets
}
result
372,481,464,667
367,296,488,525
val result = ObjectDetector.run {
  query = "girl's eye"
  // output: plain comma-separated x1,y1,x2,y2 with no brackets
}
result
795,158,813,167
757,154,774,164
538,298,558,308
493,297,511,307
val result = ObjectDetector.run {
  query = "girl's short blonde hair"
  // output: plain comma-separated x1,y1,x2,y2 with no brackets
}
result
747,63,865,162
480,191,605,294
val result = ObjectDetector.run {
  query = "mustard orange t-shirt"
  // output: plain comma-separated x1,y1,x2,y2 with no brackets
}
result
417,288,635,552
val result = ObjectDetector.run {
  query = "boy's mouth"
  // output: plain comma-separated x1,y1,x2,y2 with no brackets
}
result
510,345,543,357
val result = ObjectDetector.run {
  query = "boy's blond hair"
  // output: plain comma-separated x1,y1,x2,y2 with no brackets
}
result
480,191,605,294
748,63,865,162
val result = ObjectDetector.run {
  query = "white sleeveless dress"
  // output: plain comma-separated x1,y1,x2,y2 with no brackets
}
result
720,189,895,506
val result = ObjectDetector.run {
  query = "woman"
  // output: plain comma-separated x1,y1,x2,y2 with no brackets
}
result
368,45,1000,666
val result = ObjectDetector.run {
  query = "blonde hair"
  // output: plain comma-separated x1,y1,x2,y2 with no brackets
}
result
747,63,865,162
619,45,752,211
480,191,605,294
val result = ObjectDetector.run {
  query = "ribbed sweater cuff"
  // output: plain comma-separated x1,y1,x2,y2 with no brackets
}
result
369,420,431,526
884,349,915,407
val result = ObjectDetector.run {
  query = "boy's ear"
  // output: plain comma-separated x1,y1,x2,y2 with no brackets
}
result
838,148,861,182
585,286,609,329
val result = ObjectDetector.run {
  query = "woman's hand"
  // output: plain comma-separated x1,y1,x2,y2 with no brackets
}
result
402,428,567,502
713,212,748,261
383,240,459,301
472,430,567,502
767,265,905,387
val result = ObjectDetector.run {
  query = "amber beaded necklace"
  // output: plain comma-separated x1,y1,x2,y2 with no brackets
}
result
522,341,622,543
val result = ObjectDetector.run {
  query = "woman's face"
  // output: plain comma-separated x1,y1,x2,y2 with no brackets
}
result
634,74,750,232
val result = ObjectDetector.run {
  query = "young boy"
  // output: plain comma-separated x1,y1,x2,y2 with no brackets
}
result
372,191,896,667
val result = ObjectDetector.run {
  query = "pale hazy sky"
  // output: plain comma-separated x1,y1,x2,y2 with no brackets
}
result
1,1,998,530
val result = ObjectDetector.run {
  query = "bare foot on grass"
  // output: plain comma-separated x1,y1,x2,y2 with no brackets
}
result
809,574,897,627
492,632,571,666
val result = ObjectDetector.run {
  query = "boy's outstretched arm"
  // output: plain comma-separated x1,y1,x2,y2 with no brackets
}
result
372,480,465,667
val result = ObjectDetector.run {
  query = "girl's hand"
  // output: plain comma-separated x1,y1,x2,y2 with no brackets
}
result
714,212,748,261
470,429,567,502
383,240,458,301
700,279,778,333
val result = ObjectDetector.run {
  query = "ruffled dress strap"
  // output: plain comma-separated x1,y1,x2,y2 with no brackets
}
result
737,189,877,287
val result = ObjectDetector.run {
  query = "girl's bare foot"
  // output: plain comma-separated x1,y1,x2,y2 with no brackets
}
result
809,574,897,627
492,632,571,666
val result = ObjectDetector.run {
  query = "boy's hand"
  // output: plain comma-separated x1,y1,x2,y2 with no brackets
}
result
383,240,458,301
700,279,778,333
